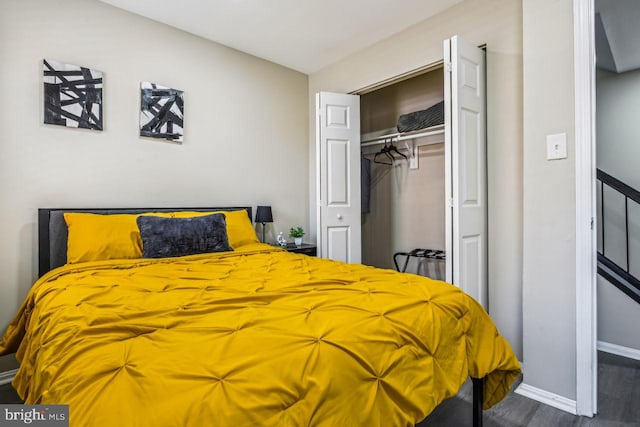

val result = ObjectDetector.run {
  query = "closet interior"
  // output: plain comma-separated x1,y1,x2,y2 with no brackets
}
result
360,67,446,279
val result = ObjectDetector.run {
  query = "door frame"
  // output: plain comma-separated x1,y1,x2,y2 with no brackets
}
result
574,0,597,417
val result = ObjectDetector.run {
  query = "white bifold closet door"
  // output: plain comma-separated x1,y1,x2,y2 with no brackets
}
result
315,36,486,309
444,36,487,308
315,92,361,263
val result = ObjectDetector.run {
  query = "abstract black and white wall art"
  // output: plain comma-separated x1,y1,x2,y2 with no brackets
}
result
43,59,103,130
140,82,184,142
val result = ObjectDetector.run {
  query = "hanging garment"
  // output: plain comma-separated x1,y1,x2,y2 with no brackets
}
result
361,155,371,213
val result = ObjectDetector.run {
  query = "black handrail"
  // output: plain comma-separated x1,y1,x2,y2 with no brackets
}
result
598,254,640,294
598,256,640,304
597,169,640,205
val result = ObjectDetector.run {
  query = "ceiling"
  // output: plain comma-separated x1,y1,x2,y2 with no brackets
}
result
98,0,463,74
595,0,640,73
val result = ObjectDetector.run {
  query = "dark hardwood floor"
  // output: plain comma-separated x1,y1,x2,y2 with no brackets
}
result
0,352,638,426
0,380,20,404
419,352,640,426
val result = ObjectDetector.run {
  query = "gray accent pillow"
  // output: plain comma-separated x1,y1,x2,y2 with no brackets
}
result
137,213,232,258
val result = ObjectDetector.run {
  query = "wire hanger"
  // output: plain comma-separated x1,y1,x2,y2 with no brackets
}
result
389,139,407,161
374,138,393,165
373,138,407,165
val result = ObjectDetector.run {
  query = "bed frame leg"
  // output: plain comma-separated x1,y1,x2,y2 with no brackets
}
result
472,377,484,427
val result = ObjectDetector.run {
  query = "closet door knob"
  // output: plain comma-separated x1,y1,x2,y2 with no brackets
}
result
337,214,343,220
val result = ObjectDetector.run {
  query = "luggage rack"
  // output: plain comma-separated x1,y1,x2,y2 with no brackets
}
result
393,249,446,273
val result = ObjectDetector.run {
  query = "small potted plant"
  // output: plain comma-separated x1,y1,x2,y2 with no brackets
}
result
289,227,305,247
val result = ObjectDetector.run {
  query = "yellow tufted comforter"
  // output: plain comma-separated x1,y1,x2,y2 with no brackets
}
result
0,244,520,426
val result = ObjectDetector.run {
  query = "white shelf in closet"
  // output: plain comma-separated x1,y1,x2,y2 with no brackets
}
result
360,124,444,169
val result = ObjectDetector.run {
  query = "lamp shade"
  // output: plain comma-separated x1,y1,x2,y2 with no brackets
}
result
255,206,273,223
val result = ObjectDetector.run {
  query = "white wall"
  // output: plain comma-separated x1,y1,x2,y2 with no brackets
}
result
0,0,309,333
309,0,523,358
522,0,577,400
596,67,640,352
597,276,640,352
597,68,640,189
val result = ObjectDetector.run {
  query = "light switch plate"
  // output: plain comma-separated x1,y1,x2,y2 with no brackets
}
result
547,133,567,160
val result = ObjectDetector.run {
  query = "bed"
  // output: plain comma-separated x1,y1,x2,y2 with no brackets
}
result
0,207,521,427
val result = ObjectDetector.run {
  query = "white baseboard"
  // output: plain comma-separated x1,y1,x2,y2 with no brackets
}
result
597,340,640,361
0,369,18,386
515,383,577,415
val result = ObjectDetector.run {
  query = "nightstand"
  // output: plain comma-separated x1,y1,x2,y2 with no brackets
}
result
279,243,317,257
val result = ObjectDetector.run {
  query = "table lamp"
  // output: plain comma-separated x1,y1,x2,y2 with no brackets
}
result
255,206,273,243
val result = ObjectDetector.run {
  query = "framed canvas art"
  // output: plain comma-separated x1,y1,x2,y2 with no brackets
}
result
43,59,103,130
140,82,184,142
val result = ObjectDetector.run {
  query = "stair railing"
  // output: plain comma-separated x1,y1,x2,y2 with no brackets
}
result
597,168,640,304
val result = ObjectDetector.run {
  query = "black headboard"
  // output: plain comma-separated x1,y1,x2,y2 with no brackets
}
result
38,207,253,277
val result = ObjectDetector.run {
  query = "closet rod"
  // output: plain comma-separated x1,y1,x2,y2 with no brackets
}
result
360,125,444,147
